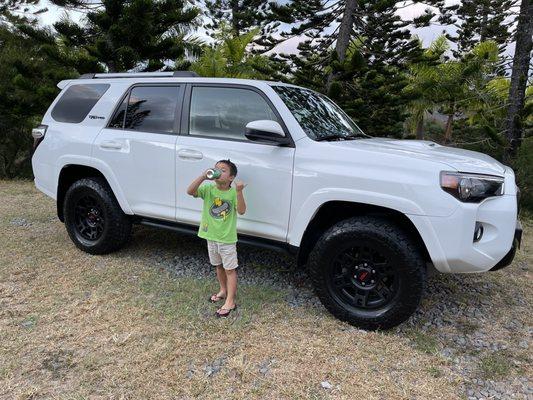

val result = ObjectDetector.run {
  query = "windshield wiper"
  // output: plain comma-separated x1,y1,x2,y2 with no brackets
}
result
315,135,360,142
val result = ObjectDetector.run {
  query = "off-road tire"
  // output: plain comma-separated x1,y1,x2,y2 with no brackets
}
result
309,216,426,330
63,177,132,254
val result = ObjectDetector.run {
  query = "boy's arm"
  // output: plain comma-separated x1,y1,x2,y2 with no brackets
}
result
235,181,247,215
187,171,208,197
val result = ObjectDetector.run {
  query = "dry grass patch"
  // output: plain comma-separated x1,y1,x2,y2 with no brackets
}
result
2,180,529,399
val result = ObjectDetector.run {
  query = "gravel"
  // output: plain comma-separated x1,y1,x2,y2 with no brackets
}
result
147,229,531,399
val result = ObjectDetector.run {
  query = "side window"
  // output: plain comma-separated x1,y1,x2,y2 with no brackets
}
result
51,84,110,123
189,86,280,140
109,95,127,128
109,86,180,133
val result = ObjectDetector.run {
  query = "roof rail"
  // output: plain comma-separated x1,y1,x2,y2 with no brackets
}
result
78,71,199,79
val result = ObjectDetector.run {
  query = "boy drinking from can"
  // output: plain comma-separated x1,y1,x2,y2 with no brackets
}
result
186,159,247,317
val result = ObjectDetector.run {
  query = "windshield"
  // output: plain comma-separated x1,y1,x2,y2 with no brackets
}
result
272,85,368,141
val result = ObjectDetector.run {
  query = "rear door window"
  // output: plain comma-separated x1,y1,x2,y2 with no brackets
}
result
51,84,110,123
109,86,181,133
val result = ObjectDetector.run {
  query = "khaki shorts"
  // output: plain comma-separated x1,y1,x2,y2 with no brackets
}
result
207,240,238,270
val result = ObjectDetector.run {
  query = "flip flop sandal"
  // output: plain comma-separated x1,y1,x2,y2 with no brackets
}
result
215,305,237,318
209,294,226,303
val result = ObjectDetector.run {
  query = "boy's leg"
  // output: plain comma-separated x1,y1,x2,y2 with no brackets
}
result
207,241,226,299
218,243,238,313
223,269,237,309
215,265,227,298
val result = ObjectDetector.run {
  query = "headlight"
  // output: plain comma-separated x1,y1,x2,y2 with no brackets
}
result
440,171,504,202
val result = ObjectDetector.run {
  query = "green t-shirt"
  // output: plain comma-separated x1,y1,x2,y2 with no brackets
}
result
196,183,238,243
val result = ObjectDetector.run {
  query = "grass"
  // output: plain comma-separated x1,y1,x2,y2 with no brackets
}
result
1,180,531,399
479,351,513,379
406,330,440,355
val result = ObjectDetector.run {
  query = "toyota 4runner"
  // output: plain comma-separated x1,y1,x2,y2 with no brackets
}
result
31,71,522,330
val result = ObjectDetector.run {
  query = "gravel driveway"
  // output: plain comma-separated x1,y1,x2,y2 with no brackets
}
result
147,227,532,400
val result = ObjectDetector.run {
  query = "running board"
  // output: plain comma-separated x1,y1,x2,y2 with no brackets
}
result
136,217,298,255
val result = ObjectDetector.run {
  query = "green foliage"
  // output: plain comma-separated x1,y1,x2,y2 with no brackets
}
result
50,0,201,72
404,37,502,142
190,25,279,79
0,24,77,178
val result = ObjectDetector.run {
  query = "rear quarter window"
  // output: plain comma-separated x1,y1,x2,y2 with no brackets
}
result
51,84,110,123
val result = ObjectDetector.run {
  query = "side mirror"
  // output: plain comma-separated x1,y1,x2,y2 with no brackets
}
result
244,120,291,146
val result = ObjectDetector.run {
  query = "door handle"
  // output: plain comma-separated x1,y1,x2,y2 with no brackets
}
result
177,149,203,160
100,140,123,150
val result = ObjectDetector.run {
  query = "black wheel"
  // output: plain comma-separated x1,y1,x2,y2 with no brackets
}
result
63,177,132,255
309,216,426,330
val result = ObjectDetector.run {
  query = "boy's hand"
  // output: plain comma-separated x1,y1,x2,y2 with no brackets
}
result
235,181,247,192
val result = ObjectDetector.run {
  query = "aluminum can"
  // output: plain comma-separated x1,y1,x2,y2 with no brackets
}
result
206,168,222,180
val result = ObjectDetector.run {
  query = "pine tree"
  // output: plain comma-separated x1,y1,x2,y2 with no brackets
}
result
271,0,425,136
203,0,286,53
0,23,77,178
437,0,516,57
50,0,201,72
204,0,267,36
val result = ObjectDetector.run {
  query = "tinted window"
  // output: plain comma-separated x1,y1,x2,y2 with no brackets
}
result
109,95,127,128
273,85,367,140
51,84,110,123
189,87,280,140
123,86,180,133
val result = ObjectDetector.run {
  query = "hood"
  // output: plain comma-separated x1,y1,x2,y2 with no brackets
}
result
328,138,507,176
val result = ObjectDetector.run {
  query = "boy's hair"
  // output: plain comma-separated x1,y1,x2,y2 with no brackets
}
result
217,159,237,177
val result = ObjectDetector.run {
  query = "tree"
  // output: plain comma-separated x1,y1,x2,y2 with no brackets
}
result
437,0,516,57
0,0,46,26
271,0,429,85
404,36,449,139
190,25,280,79
404,38,500,143
204,0,269,36
50,0,201,72
0,24,77,178
504,0,533,160
270,0,426,136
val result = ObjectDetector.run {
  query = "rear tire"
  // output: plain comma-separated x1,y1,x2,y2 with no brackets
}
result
63,177,132,255
309,216,426,330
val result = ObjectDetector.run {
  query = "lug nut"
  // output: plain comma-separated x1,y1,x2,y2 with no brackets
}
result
371,280,375,283
372,270,375,273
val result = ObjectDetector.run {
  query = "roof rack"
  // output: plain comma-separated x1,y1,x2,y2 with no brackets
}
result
78,71,199,79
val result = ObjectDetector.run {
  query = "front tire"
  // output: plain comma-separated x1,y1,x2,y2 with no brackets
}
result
309,216,426,330
63,177,132,255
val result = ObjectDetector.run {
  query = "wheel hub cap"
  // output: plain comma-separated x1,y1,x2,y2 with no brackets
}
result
353,264,377,289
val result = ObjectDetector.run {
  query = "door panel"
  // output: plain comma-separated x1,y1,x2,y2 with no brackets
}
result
175,84,294,242
93,84,183,221
176,136,294,241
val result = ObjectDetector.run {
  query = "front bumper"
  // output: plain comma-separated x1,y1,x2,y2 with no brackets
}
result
409,193,519,273
490,220,522,271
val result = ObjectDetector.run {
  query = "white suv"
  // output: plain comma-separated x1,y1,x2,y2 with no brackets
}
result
31,72,522,330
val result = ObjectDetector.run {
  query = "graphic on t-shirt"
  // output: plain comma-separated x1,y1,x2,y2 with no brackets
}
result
210,197,232,221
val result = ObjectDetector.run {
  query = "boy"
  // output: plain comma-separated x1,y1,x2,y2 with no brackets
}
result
186,159,246,317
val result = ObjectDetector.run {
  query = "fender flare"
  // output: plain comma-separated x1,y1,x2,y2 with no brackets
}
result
56,155,133,215
288,188,426,247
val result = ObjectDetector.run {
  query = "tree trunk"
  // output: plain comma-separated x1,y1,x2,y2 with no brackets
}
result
107,60,116,73
415,117,424,140
504,0,533,161
326,0,358,90
444,114,453,143
231,0,240,36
